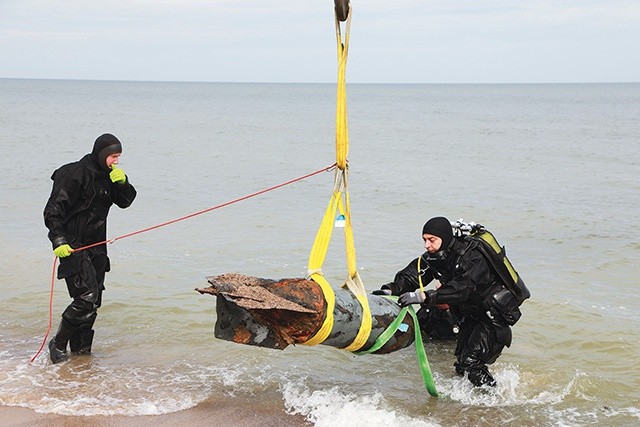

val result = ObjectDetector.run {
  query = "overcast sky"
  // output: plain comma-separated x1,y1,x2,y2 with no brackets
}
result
1,0,638,83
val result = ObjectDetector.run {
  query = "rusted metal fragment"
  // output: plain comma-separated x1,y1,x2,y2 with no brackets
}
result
197,282,314,313
196,273,415,354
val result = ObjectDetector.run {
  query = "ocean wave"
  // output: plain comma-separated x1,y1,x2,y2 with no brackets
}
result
281,381,439,427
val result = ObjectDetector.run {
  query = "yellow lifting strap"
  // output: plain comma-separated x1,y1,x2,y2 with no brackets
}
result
304,3,372,352
334,6,350,171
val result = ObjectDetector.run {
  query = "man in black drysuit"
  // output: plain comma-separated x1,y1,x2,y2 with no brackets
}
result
373,217,516,387
44,133,137,364
375,272,460,342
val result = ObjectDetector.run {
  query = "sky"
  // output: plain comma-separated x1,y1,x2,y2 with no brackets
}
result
1,0,638,84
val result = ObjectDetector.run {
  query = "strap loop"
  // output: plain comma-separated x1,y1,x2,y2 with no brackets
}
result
303,274,336,346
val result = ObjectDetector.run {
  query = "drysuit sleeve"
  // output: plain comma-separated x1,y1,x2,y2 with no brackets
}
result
43,167,81,249
386,255,434,295
111,179,137,209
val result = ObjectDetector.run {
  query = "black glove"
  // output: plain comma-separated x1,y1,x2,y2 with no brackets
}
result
372,285,392,296
398,291,426,307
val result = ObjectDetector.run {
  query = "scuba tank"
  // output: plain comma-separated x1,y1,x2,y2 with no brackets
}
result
451,219,531,305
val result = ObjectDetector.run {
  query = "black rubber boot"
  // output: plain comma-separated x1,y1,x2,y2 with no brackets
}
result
49,319,75,364
70,327,95,355
468,366,497,387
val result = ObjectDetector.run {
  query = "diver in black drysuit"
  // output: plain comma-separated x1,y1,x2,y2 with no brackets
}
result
417,306,460,341
379,256,460,342
44,134,136,363
374,217,516,387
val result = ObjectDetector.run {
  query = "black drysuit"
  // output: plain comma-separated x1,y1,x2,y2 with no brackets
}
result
388,236,514,386
44,153,136,332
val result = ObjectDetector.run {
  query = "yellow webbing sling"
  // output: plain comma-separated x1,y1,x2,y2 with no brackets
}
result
304,4,372,351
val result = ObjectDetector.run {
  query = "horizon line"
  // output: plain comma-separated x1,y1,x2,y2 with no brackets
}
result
1,77,638,85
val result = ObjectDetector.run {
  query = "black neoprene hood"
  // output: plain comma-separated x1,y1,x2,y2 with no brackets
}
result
422,216,454,249
92,133,122,170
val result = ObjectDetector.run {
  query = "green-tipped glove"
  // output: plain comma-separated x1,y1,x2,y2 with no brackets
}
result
398,290,427,307
53,244,74,258
109,165,126,184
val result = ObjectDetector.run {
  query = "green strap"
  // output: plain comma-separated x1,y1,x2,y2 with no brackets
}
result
406,305,438,397
355,297,438,397
355,306,409,355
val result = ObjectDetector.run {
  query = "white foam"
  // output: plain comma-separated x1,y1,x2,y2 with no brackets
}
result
0,359,229,416
281,381,440,427
433,364,585,407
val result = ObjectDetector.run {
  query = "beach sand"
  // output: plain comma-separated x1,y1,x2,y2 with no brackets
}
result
1,398,312,427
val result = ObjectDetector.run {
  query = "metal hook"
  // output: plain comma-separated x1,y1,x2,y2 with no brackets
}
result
334,0,350,22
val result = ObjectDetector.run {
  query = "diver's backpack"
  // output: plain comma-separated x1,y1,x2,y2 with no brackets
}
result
452,219,531,305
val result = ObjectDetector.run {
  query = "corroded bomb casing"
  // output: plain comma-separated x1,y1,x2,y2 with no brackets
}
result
196,273,415,354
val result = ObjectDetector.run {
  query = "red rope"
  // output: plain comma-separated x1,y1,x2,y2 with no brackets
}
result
30,257,58,363
30,163,336,362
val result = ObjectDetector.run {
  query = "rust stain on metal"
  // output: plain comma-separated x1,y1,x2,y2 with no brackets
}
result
233,328,252,344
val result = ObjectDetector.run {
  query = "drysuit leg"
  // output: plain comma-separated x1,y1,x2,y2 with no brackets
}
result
70,320,97,355
454,320,506,387
62,253,105,355
48,317,75,364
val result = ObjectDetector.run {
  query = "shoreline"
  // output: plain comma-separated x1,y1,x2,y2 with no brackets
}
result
1,399,312,427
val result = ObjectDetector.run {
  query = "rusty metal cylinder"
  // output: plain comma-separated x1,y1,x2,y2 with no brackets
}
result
197,273,415,354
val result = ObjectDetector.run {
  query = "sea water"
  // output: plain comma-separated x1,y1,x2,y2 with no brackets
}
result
1,79,639,426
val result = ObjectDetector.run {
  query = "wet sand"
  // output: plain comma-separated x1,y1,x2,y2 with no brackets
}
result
1,398,311,427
